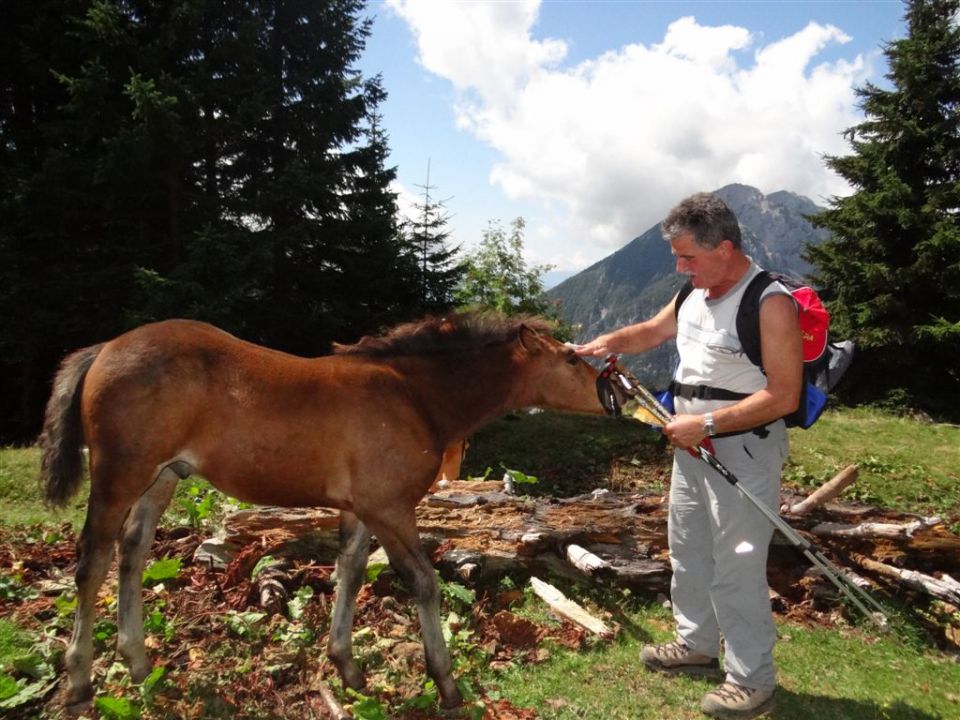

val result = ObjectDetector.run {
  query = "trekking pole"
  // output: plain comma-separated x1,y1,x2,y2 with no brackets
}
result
600,357,890,630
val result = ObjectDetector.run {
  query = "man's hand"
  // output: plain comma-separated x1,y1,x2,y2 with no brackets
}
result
664,414,708,449
571,334,616,358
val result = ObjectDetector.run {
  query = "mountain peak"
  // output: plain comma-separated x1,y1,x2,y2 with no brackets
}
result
714,183,764,206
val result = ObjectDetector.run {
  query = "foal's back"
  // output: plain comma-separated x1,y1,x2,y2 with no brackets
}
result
82,319,438,511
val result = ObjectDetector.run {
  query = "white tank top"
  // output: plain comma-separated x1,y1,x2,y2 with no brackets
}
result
674,261,791,414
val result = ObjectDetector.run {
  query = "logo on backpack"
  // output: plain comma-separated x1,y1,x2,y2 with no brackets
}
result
674,271,854,429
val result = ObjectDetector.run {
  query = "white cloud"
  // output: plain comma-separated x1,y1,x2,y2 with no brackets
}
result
387,0,566,109
391,180,420,225
387,1,870,270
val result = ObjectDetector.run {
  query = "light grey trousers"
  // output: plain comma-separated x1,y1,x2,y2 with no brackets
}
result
668,423,787,691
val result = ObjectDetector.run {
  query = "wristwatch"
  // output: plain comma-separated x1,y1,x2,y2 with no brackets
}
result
703,412,716,437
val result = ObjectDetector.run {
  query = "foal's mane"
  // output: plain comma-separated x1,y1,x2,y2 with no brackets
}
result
333,312,554,357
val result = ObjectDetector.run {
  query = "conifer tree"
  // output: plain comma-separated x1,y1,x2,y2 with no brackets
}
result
406,162,464,314
808,0,960,416
0,0,417,439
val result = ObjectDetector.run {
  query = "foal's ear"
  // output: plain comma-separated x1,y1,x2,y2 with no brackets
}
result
518,324,546,354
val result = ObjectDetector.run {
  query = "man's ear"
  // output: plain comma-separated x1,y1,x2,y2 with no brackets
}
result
518,324,545,354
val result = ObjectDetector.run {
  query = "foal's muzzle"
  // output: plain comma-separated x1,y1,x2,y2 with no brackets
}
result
597,374,623,416
596,356,633,416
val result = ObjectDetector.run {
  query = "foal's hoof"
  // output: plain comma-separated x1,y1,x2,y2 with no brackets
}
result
439,701,473,719
129,660,153,684
63,684,94,713
439,687,465,717
334,662,366,692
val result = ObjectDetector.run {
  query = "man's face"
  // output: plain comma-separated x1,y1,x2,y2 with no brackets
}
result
670,231,730,289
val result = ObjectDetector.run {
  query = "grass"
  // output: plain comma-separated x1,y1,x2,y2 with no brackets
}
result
2,407,959,718
494,595,960,719
460,410,671,497
0,619,33,668
0,446,241,531
0,446,82,527
784,407,960,517
464,407,960,518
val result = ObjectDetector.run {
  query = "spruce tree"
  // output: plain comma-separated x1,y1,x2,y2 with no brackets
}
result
808,0,960,417
0,0,418,440
406,162,464,314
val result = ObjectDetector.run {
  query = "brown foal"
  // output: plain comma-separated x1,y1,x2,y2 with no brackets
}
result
38,312,603,711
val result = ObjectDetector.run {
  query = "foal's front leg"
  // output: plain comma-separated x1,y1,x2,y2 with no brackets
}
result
366,511,463,711
328,511,372,691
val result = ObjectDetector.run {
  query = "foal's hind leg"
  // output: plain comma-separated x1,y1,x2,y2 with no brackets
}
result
366,511,463,711
327,511,372,691
116,468,180,682
65,490,135,704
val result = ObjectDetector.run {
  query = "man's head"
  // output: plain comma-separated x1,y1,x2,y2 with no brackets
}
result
661,192,741,250
663,193,748,292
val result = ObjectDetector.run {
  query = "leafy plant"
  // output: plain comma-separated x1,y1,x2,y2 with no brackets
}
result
0,670,56,711
223,611,267,640
143,602,175,643
93,619,118,645
139,666,166,703
346,688,390,720
250,554,277,581
95,694,141,720
366,562,389,583
286,585,314,621
177,481,217,529
0,574,38,603
502,466,538,486
142,556,182,586
440,577,476,611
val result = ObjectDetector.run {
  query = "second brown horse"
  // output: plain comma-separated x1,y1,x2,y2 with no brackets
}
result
38,312,604,712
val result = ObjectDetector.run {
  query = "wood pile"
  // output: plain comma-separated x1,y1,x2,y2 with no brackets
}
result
195,466,960,647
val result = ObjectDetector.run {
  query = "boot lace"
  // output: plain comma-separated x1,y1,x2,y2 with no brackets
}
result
657,640,692,660
711,682,756,704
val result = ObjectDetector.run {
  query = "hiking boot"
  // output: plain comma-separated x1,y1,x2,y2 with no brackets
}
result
640,639,720,676
700,682,775,719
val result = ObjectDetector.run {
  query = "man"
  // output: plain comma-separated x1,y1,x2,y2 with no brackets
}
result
575,192,802,719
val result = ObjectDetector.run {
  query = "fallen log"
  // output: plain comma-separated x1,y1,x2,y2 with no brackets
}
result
810,517,942,539
529,576,615,639
851,553,960,605
783,464,858,515
193,481,960,637
938,573,960,596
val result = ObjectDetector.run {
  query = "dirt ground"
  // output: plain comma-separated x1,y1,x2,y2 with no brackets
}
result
1,522,584,719
3,482,959,719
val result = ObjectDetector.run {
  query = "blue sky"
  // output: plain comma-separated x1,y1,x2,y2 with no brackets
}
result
359,1,908,283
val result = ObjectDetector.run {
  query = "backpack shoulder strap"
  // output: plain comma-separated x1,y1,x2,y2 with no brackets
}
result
673,279,695,320
736,270,775,368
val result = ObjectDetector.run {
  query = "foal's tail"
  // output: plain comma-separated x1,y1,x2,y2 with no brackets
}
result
39,344,104,508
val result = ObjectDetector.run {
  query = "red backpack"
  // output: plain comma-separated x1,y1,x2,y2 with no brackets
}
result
675,271,852,428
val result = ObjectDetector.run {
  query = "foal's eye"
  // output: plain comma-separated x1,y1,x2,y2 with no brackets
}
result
565,352,580,365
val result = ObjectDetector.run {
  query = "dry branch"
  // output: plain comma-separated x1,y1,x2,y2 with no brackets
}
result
784,464,859,515
309,676,349,720
565,544,611,575
529,576,614,639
